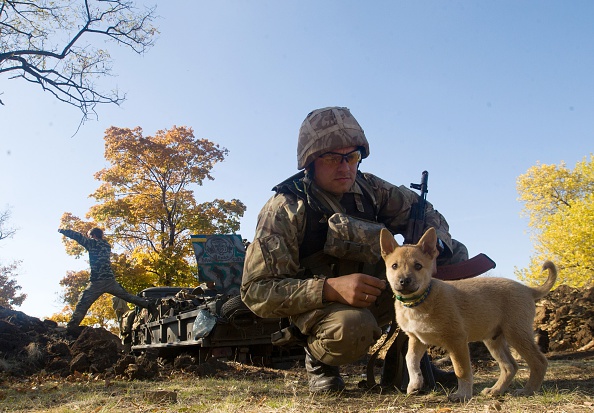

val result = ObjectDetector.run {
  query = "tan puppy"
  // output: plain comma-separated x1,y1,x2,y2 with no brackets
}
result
379,227,557,402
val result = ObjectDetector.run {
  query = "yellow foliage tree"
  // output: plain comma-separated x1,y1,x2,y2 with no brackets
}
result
516,154,594,287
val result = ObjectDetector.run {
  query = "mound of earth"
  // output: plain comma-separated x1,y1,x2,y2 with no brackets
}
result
0,308,123,377
534,284,594,353
0,284,592,379
0,307,257,380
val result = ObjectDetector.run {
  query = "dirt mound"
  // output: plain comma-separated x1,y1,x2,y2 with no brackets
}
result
534,284,594,353
0,306,124,377
0,306,242,380
0,284,592,379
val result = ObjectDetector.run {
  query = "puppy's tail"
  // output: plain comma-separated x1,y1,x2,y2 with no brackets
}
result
531,260,557,300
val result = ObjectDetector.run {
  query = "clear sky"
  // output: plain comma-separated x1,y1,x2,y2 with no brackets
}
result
1,1,592,319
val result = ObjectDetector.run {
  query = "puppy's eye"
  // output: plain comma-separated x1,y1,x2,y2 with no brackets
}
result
391,263,398,270
414,262,422,271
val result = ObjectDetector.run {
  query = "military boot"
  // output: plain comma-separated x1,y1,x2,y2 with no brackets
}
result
432,364,457,389
305,348,345,393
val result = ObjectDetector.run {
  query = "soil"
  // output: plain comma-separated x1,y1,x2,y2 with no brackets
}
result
0,284,592,382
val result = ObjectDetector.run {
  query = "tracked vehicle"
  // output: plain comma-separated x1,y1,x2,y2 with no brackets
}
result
122,234,303,368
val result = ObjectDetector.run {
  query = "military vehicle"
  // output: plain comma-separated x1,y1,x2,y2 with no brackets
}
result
122,234,303,368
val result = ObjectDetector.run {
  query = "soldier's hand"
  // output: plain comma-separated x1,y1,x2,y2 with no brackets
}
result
323,273,386,308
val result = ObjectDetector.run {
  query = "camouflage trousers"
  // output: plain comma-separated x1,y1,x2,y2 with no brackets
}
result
291,286,395,366
68,278,149,328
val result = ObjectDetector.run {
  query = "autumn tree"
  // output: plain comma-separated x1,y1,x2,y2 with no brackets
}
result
0,0,157,121
516,154,594,287
0,261,26,308
55,126,245,325
82,125,245,287
0,208,27,308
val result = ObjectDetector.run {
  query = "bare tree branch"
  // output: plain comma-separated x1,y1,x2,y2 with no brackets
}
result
0,0,158,123
0,208,17,241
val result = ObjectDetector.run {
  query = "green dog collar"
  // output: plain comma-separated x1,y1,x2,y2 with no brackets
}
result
395,281,433,308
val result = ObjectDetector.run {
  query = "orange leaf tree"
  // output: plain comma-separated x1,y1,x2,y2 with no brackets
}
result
87,125,246,287
57,126,245,325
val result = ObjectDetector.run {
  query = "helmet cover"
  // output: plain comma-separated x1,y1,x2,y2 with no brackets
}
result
297,107,369,169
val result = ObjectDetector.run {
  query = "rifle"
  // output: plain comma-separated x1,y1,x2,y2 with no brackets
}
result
377,171,436,391
405,170,496,280
404,170,429,245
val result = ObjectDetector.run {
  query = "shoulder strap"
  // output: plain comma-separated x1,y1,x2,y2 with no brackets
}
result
355,172,379,219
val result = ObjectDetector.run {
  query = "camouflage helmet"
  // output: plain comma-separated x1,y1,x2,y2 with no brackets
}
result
297,107,369,170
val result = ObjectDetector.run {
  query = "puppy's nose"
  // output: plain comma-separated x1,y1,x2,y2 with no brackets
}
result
399,277,412,287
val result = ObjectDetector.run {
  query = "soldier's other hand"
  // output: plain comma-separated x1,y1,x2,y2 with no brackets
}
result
323,273,386,308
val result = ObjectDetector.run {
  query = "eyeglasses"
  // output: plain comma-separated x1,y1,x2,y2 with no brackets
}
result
318,149,362,166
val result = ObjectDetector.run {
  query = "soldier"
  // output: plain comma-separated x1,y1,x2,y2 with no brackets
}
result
241,107,468,392
58,227,154,334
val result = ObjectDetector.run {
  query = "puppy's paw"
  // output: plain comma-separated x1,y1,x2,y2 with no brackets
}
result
481,386,505,397
406,388,421,396
513,388,535,397
406,380,424,395
448,391,472,403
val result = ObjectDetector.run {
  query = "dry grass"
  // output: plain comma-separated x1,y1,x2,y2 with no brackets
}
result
0,356,592,413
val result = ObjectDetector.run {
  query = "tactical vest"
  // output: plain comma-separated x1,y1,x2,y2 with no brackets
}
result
274,172,386,279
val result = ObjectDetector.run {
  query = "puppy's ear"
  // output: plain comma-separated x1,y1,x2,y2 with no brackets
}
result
418,227,439,258
380,228,399,257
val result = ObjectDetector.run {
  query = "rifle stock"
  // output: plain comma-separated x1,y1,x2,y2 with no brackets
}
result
435,253,496,280
404,170,497,279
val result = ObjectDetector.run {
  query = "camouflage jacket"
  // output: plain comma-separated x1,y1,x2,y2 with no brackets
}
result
58,229,115,281
240,171,452,319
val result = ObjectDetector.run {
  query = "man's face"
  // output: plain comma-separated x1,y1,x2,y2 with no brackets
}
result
312,146,361,195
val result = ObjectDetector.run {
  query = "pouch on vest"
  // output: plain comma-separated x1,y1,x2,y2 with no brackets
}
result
323,213,386,264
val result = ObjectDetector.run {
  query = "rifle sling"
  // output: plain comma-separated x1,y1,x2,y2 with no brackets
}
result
365,311,398,388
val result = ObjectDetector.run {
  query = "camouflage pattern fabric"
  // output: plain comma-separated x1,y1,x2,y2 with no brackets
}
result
324,212,386,263
58,229,115,281
68,278,149,328
241,171,456,319
297,107,370,169
241,171,467,365
59,229,149,328
112,296,131,321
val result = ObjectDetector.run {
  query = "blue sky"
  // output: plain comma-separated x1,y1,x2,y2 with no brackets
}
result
1,1,592,319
